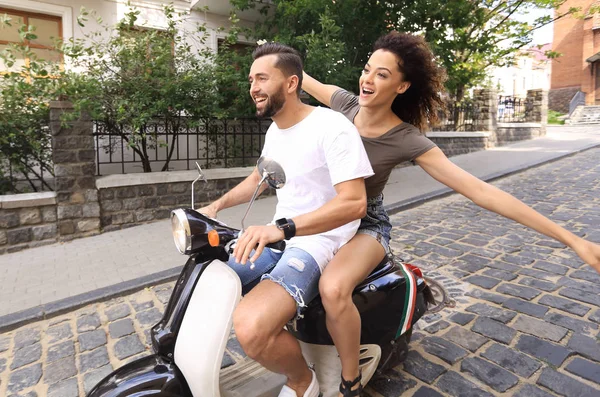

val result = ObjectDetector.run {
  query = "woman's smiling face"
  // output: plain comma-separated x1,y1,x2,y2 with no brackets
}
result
358,49,410,108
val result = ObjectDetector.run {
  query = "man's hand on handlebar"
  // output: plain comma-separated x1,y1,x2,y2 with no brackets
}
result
234,225,285,265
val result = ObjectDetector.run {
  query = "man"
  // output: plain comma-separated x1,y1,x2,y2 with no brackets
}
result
199,43,373,397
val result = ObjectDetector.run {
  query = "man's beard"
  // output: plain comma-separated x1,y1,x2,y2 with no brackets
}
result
256,86,286,118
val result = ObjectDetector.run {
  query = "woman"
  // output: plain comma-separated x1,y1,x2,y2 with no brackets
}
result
302,31,600,396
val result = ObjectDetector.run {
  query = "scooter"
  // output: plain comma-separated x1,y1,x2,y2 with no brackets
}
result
87,158,435,397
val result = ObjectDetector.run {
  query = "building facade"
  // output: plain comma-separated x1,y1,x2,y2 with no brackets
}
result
550,0,600,111
0,0,265,72
489,44,551,98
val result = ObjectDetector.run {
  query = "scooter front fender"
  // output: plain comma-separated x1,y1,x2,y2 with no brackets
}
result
86,354,192,397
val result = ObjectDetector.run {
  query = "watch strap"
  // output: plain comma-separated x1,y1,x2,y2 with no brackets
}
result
276,218,296,240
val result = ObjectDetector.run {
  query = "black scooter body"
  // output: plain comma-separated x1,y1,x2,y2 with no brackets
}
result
290,257,428,346
87,355,191,397
88,257,429,397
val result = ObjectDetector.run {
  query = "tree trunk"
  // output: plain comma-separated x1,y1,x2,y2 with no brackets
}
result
162,117,179,172
140,127,152,172
455,85,465,102
452,85,467,131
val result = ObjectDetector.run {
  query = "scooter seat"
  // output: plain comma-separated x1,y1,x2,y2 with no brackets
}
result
369,256,391,276
357,256,394,288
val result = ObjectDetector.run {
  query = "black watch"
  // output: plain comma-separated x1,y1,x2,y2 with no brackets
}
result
275,218,296,240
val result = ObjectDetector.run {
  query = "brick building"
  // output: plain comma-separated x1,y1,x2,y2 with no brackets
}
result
550,0,600,112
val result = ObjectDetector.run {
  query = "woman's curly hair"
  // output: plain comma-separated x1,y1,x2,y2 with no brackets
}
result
373,32,447,131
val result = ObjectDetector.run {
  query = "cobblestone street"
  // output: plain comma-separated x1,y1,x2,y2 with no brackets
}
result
1,147,600,397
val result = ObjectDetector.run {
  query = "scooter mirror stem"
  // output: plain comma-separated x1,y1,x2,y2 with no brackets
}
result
241,172,268,232
191,162,208,210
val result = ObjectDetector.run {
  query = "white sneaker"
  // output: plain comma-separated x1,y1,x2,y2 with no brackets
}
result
278,369,320,397
303,369,320,397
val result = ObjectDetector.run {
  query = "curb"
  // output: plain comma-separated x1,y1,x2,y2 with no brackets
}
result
2,140,600,333
0,266,182,333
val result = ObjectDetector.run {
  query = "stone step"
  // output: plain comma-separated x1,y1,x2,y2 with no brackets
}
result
568,105,600,124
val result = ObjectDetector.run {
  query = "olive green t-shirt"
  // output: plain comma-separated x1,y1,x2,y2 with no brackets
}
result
330,89,437,198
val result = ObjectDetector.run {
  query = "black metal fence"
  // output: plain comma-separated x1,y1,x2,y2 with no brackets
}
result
0,160,54,194
0,121,54,194
93,117,271,175
497,96,533,123
431,102,481,132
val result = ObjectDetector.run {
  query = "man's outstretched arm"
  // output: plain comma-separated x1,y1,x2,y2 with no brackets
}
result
233,178,367,264
198,168,265,218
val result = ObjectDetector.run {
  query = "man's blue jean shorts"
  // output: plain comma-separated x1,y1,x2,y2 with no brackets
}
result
227,247,321,315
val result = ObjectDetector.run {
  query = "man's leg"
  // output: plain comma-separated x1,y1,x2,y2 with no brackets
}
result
233,248,321,396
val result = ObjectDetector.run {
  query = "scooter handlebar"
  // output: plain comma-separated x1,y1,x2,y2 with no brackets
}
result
266,240,286,251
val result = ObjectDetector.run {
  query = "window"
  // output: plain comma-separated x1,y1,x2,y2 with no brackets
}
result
0,7,62,72
115,26,175,78
119,26,174,57
218,38,254,55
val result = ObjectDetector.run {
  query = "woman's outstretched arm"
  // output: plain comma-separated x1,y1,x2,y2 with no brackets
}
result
302,71,341,107
415,147,600,273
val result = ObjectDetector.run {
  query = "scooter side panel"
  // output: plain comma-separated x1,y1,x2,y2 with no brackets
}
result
86,355,191,397
174,259,242,397
290,264,428,346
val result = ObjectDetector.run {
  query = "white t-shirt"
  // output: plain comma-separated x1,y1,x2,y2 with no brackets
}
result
261,107,374,271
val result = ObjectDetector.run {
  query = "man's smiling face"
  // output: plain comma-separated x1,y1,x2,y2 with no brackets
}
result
249,54,287,118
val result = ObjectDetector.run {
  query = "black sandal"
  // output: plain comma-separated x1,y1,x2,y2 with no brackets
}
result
339,372,363,396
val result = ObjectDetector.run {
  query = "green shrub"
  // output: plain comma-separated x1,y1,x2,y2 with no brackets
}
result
548,110,565,125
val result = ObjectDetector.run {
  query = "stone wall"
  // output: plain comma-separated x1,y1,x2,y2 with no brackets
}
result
427,132,490,157
549,87,580,113
495,123,545,146
50,102,101,241
427,121,545,158
527,89,548,125
97,170,251,232
0,193,58,254
473,88,498,132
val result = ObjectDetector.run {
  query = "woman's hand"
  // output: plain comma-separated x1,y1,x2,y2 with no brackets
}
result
301,71,340,107
570,238,600,275
416,149,600,277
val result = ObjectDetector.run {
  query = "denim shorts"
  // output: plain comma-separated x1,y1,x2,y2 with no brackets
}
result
227,247,321,316
357,194,392,254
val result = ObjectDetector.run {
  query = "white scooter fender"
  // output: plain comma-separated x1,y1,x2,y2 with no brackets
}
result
174,259,242,396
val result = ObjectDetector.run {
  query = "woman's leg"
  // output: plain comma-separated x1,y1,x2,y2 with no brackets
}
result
319,234,386,394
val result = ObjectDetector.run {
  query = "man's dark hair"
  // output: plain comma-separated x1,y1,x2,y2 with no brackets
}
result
252,43,303,95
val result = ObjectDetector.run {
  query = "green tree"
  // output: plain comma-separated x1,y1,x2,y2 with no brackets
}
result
63,4,219,172
392,0,578,100
230,0,392,94
230,0,577,101
0,19,61,193
211,15,256,117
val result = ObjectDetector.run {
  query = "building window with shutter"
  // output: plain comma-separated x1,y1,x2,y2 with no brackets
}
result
0,7,62,72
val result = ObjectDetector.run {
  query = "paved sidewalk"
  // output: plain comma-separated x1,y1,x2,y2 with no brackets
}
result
1,125,599,330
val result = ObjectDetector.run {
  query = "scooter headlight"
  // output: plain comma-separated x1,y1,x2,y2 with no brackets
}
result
171,209,191,254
